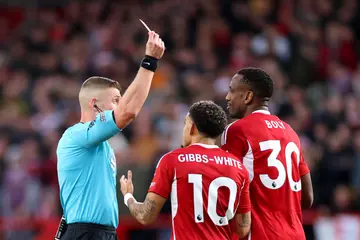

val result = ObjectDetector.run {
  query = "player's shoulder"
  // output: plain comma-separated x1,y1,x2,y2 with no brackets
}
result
266,114,298,135
223,115,259,141
226,118,243,130
159,146,207,159
263,114,301,143
223,119,244,140
279,118,296,133
280,119,301,141
155,148,183,168
222,150,242,161
224,149,249,169
243,111,296,133
225,114,258,133
161,149,179,159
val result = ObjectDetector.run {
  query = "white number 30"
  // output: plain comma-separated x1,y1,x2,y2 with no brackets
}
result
259,140,301,192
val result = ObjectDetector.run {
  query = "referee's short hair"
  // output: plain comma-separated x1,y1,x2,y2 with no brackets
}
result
81,76,121,92
189,101,228,138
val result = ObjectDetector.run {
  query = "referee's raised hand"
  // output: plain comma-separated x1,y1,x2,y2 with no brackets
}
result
145,31,165,60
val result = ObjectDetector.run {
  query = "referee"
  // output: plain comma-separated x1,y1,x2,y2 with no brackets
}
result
56,31,165,240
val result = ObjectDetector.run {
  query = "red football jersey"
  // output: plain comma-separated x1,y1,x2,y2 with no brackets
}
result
149,143,251,240
221,110,310,240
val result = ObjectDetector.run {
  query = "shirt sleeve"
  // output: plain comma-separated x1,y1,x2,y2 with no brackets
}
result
299,154,310,177
221,122,248,159
72,110,121,148
148,153,174,199
237,173,251,214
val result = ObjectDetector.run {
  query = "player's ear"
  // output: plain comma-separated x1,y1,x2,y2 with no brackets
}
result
190,122,196,136
244,91,254,105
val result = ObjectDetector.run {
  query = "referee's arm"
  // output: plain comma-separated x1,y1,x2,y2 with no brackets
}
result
113,67,155,129
73,32,165,147
73,62,159,148
114,31,165,130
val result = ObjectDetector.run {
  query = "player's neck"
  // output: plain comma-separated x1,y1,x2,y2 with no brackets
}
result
80,110,96,123
191,136,216,146
245,105,269,117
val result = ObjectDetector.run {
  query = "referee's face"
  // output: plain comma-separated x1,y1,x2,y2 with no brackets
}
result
97,87,121,111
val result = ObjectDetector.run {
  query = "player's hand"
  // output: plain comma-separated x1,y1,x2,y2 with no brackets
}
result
120,170,134,196
145,31,165,59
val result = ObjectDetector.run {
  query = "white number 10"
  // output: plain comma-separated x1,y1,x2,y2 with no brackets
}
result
259,140,301,192
188,174,237,226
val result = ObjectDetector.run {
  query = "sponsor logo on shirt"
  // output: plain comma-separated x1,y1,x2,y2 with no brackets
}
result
100,112,106,122
88,120,95,131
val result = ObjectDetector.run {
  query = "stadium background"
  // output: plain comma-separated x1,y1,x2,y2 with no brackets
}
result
1,0,360,239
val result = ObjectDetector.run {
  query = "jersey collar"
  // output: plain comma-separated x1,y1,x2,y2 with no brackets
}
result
252,110,270,115
191,143,219,149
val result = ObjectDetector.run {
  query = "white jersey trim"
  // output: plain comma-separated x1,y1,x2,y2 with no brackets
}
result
191,143,219,149
243,140,254,182
234,179,246,214
252,110,270,115
171,170,178,240
155,154,167,169
221,120,237,145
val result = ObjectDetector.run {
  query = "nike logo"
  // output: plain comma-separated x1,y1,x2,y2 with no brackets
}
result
144,62,150,65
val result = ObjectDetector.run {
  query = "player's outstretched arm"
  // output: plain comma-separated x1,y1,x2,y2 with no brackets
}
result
301,173,313,208
120,171,166,225
126,192,166,225
234,212,251,238
114,31,165,129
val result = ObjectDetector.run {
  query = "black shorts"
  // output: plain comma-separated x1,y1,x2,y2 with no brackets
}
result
61,223,118,240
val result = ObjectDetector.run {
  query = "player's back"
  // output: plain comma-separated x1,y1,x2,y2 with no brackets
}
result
157,144,250,240
222,111,309,240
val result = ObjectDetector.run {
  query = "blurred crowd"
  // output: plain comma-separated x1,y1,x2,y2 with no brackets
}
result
1,0,360,236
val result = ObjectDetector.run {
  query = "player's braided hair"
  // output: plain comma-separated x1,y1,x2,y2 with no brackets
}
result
238,68,273,99
189,101,227,138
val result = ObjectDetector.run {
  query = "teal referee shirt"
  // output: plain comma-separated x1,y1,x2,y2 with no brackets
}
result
57,110,121,228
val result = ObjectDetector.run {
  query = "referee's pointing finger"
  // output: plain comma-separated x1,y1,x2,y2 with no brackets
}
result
127,170,132,182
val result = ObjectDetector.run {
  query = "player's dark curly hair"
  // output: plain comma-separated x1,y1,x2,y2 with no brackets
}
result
189,101,228,138
238,68,273,99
